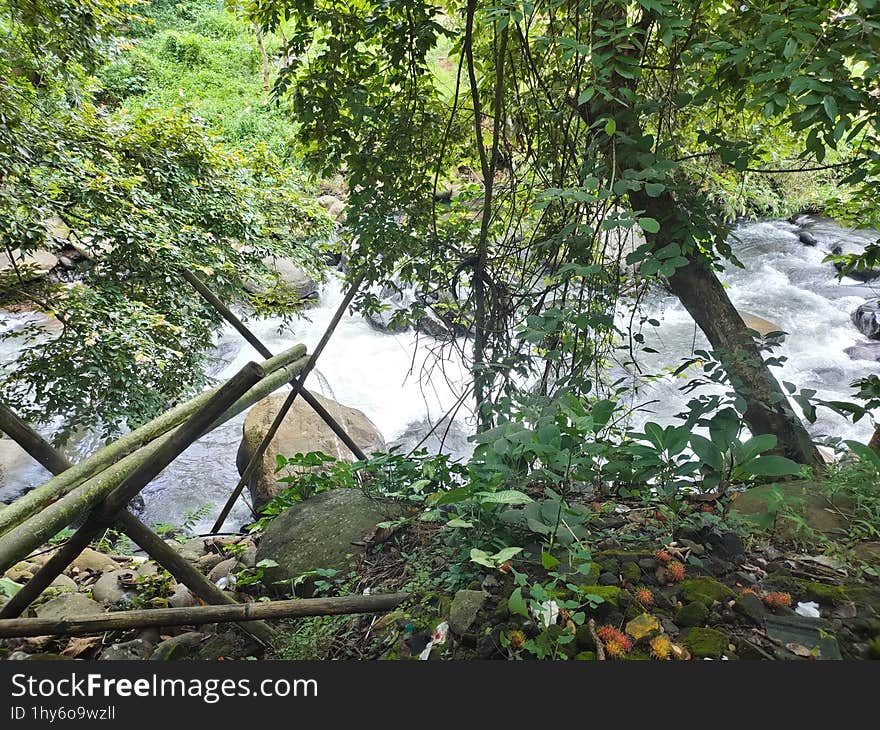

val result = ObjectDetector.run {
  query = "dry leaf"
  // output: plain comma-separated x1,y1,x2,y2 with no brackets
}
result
61,636,102,658
785,642,818,658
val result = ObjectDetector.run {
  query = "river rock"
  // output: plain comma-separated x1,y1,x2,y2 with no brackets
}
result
798,231,818,246
207,558,241,586
91,569,136,604
365,282,452,338
845,342,880,362
851,301,880,339
100,638,154,661
731,480,853,540
67,548,120,575
244,257,319,303
0,438,30,494
238,392,385,508
0,248,58,282
317,194,346,221
35,593,103,621
255,489,393,591
740,312,786,342
49,575,77,593
449,590,487,635
168,584,198,608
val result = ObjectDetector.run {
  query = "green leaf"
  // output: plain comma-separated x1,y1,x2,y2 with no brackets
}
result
823,95,838,121
690,433,723,471
844,440,880,469
445,518,474,528
469,548,494,568
541,551,561,570
741,455,803,477
508,587,530,618
492,546,524,563
638,217,660,234
604,118,617,136
477,490,533,505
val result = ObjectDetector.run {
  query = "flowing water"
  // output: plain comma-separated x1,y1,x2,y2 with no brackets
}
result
1,217,878,531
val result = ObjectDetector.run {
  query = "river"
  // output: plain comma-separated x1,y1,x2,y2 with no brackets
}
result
0,217,877,531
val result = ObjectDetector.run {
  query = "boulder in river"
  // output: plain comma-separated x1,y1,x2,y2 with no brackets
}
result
852,301,880,339
238,392,385,508
0,249,58,283
740,312,786,343
243,257,319,305
845,341,880,362
798,230,818,246
255,488,395,592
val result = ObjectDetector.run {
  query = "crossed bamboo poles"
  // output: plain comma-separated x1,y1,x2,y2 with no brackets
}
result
0,269,406,641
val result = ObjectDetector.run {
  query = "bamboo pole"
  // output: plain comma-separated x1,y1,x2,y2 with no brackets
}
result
115,511,277,645
180,268,368,461
0,362,265,619
0,592,409,638
0,352,309,544
0,404,72,475
0,403,278,644
211,271,366,533
0,343,306,537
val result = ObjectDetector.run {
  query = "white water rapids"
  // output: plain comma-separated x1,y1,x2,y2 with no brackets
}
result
0,217,877,531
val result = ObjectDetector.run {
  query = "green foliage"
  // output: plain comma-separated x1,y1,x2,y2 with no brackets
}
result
0,0,330,439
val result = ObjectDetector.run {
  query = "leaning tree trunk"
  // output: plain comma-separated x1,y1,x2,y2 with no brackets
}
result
582,3,825,471
634,185,824,469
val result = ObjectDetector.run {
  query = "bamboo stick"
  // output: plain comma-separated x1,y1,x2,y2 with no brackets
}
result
0,592,409,638
0,343,306,536
0,404,72,475
212,271,366,532
0,362,265,618
0,403,277,644
0,353,309,546
180,268,368,460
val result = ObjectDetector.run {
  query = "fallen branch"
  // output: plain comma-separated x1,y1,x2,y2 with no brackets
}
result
0,593,409,638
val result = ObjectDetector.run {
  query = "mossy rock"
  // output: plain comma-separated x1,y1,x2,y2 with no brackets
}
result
575,651,596,660
868,637,880,660
621,562,641,582
575,585,620,618
677,577,735,606
575,623,596,651
621,649,651,661
681,627,730,659
676,601,709,627
730,480,853,542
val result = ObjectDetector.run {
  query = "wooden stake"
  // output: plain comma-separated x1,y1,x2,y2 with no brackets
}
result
0,403,278,644
180,268,368,461
211,271,366,533
0,592,409,638
0,353,308,563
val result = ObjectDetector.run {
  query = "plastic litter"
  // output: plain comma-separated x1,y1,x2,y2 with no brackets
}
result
795,601,821,618
418,621,449,660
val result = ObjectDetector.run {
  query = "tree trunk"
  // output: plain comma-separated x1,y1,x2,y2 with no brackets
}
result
627,185,824,470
